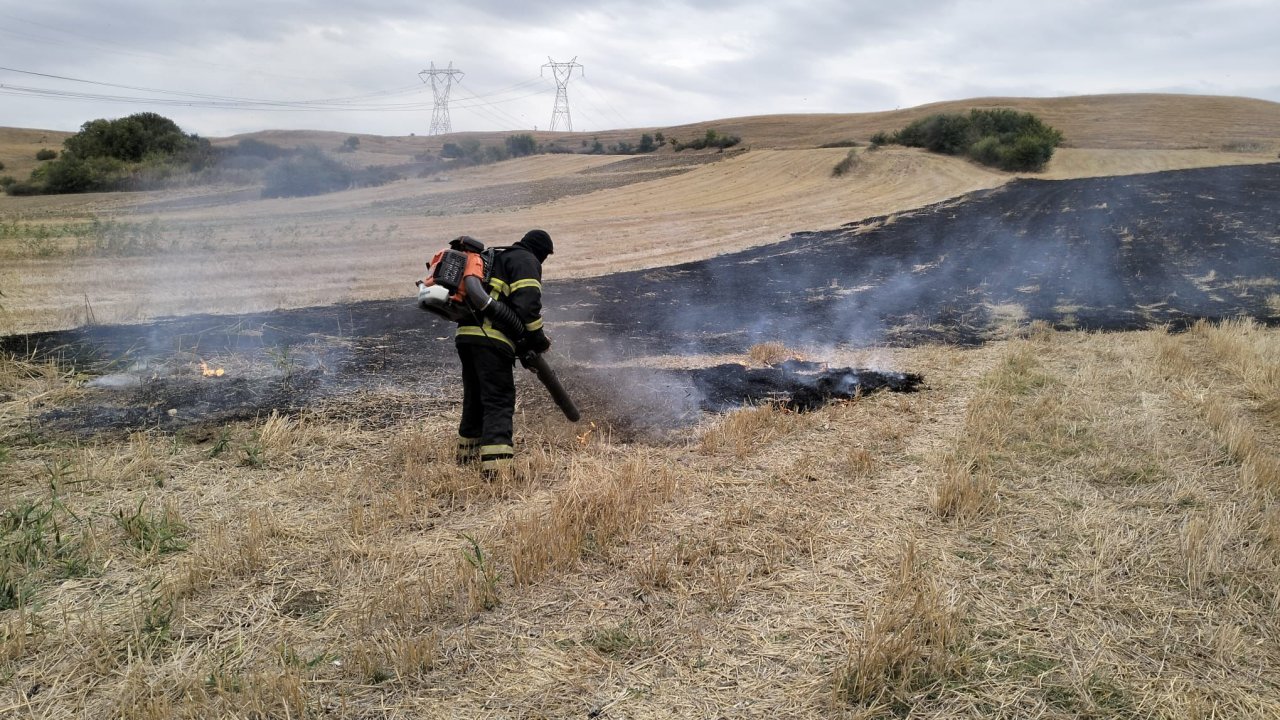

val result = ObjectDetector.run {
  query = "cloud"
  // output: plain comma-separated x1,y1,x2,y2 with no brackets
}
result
0,0,1277,136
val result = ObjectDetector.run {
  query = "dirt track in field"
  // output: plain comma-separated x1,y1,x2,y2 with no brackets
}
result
6,162,1278,437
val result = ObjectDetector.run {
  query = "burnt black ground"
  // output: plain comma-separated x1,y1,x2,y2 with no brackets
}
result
5,162,1279,435
566,162,1280,353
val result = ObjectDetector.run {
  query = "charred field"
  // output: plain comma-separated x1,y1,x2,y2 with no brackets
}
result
3,161,1280,719
3,162,1278,437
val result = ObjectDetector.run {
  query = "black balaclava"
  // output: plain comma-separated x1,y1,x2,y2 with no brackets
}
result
516,229,553,262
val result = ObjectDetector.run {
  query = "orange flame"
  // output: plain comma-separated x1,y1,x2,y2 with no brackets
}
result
199,361,226,378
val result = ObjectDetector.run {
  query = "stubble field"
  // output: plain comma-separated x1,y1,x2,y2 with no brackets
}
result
2,94,1280,718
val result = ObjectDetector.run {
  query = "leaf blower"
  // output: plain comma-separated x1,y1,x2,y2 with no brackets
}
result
416,236,580,422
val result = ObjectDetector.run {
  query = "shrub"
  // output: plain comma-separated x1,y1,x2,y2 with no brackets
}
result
483,145,507,163
820,140,861,148
832,149,860,177
505,134,537,158
885,109,1062,172
341,136,360,152
41,155,129,193
674,129,741,152
0,161,5,171
19,112,216,194
354,165,402,188
0,176,14,189
894,114,973,154
261,147,353,198
4,181,43,196
638,134,656,153
63,112,200,163
869,131,891,147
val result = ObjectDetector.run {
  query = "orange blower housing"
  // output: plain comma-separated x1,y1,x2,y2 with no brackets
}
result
416,237,495,321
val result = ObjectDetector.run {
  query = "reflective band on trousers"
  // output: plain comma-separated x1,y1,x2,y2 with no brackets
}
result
480,444,514,459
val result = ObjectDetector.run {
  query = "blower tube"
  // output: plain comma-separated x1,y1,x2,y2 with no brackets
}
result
462,276,580,422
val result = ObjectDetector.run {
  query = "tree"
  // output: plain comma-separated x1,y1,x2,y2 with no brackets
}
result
638,134,656,153
63,112,198,162
342,136,360,152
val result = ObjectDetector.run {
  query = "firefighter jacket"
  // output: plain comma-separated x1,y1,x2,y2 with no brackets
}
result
455,245,544,353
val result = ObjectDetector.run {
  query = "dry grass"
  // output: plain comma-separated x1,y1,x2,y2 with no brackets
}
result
4,325,1280,715
832,541,966,711
746,341,797,366
0,127,72,180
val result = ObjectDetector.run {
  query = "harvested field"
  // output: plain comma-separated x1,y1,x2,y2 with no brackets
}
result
4,94,1280,333
4,98,1280,718
4,162,1279,435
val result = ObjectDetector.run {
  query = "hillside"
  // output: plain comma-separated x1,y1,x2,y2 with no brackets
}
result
2,94,1279,333
0,126,72,179
206,93,1280,162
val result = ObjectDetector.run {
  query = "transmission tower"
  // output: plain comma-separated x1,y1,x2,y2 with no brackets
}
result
542,56,584,132
418,62,464,135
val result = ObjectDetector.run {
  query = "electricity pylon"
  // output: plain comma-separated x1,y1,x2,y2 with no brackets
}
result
542,57,583,132
419,62,464,135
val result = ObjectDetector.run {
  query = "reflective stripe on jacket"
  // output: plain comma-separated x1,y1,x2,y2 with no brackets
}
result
455,246,543,351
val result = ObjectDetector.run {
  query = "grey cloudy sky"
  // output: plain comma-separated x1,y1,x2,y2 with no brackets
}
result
1,0,1277,138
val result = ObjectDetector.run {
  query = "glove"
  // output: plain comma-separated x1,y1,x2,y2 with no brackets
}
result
519,329,551,355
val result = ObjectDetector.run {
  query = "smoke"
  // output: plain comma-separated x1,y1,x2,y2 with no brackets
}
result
562,163,1280,357
539,163,1280,425
9,163,1279,436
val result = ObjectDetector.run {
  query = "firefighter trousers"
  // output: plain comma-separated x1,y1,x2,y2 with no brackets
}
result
456,343,516,473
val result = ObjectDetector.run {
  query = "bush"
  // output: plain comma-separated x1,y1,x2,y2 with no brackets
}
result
0,175,14,188
353,165,402,188
341,136,360,152
64,112,201,163
819,140,860,148
673,129,741,152
832,149,860,177
894,114,973,154
0,161,5,171
505,134,537,158
4,181,43,196
885,109,1062,172
638,134,656,153
41,155,129,193
18,112,216,194
261,147,353,198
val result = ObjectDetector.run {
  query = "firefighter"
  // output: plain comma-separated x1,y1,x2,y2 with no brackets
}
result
455,229,554,475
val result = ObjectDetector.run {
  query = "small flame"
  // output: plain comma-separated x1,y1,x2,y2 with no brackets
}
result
576,421,597,447
199,361,226,378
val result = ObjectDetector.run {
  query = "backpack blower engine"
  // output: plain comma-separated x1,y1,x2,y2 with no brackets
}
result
416,236,580,422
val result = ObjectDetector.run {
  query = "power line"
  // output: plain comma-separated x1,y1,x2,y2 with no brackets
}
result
418,62,464,135
0,63,561,130
576,77,633,129
541,57,583,132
